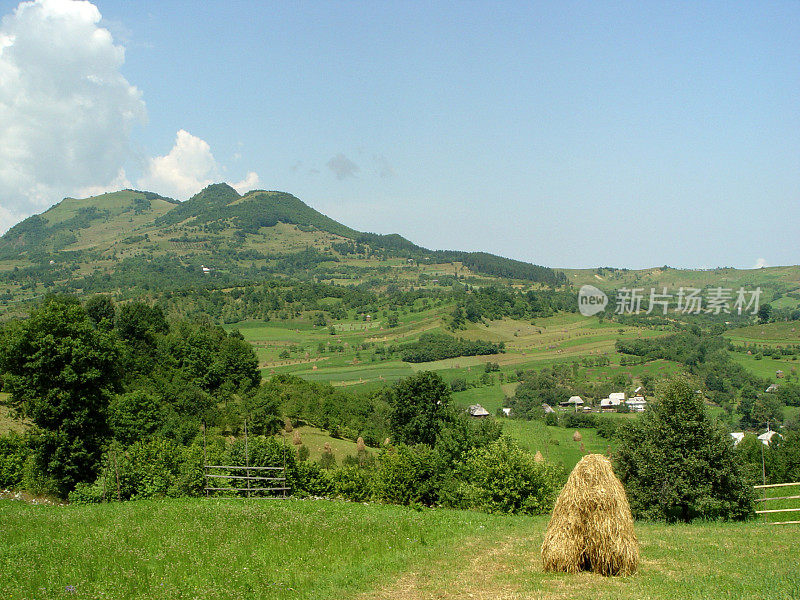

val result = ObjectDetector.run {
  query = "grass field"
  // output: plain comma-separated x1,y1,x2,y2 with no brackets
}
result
502,418,619,470
1,498,798,600
286,425,373,462
725,321,800,344
729,353,798,381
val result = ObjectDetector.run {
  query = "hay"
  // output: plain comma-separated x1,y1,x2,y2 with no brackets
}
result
541,454,638,577
534,450,545,463
572,430,583,442
292,430,302,446
284,417,293,433
356,437,366,453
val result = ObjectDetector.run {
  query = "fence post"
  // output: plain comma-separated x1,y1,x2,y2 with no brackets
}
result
245,419,250,499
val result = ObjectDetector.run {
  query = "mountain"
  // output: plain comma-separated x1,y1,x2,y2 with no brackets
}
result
0,183,567,303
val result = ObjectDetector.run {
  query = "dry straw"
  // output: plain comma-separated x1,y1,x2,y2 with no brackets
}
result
356,437,366,453
292,430,302,446
572,430,583,442
284,417,293,433
541,454,638,577
534,450,545,463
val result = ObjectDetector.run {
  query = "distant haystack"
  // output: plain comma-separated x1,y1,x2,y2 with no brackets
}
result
541,454,638,576
292,430,302,446
572,430,583,443
284,417,293,433
356,437,366,453
534,450,545,463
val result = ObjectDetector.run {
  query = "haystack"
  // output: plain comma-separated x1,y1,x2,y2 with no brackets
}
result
572,430,583,443
292,430,302,446
284,417,293,433
541,454,638,576
534,450,545,463
356,437,366,453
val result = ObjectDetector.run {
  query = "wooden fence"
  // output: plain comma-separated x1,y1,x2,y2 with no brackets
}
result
754,482,800,525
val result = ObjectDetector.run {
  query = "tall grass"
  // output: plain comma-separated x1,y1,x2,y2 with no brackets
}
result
0,498,526,599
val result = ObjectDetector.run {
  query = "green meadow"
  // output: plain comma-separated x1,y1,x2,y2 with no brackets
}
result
1,498,798,600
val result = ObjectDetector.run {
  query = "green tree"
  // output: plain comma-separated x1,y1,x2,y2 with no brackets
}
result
385,371,452,447
757,303,772,323
0,296,121,495
108,390,166,445
614,378,753,522
84,295,116,330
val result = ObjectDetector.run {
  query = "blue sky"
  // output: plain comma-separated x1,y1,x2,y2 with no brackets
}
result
0,0,797,269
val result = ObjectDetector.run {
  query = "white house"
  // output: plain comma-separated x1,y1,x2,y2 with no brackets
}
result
201,265,212,274
627,396,647,412
542,403,556,414
730,432,745,446
765,384,779,393
609,392,626,402
560,396,584,411
501,407,512,417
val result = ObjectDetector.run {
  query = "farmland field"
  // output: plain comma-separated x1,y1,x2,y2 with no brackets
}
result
1,498,798,600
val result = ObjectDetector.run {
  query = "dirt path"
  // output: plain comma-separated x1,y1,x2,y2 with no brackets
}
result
357,534,536,600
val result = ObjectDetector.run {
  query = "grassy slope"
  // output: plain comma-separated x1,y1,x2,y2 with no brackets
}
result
1,498,797,600
564,265,800,292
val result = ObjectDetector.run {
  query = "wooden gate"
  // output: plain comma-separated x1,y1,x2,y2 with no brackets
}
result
202,421,289,499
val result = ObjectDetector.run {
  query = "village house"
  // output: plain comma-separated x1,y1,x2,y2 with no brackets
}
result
467,404,490,418
626,396,647,412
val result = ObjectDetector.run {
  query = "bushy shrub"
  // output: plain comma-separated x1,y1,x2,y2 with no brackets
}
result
330,466,372,502
114,438,185,499
373,443,440,506
296,461,333,497
451,436,562,514
0,434,28,488
68,481,106,504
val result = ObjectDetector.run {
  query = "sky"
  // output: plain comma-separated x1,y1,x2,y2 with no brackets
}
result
0,0,797,270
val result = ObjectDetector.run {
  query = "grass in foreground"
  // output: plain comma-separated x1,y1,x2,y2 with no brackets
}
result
3,498,799,600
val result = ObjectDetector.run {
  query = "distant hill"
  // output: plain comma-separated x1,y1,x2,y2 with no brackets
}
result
0,183,567,304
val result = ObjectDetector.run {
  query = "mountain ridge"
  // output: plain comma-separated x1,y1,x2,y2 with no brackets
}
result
0,183,569,304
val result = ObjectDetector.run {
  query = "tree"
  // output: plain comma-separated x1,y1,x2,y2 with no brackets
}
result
757,303,772,324
84,295,115,330
385,371,452,447
0,296,121,495
614,378,753,522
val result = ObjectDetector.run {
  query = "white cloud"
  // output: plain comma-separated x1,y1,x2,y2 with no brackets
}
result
77,168,131,198
232,171,260,195
0,0,146,229
753,258,768,269
0,205,20,233
137,130,260,200
137,130,219,200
